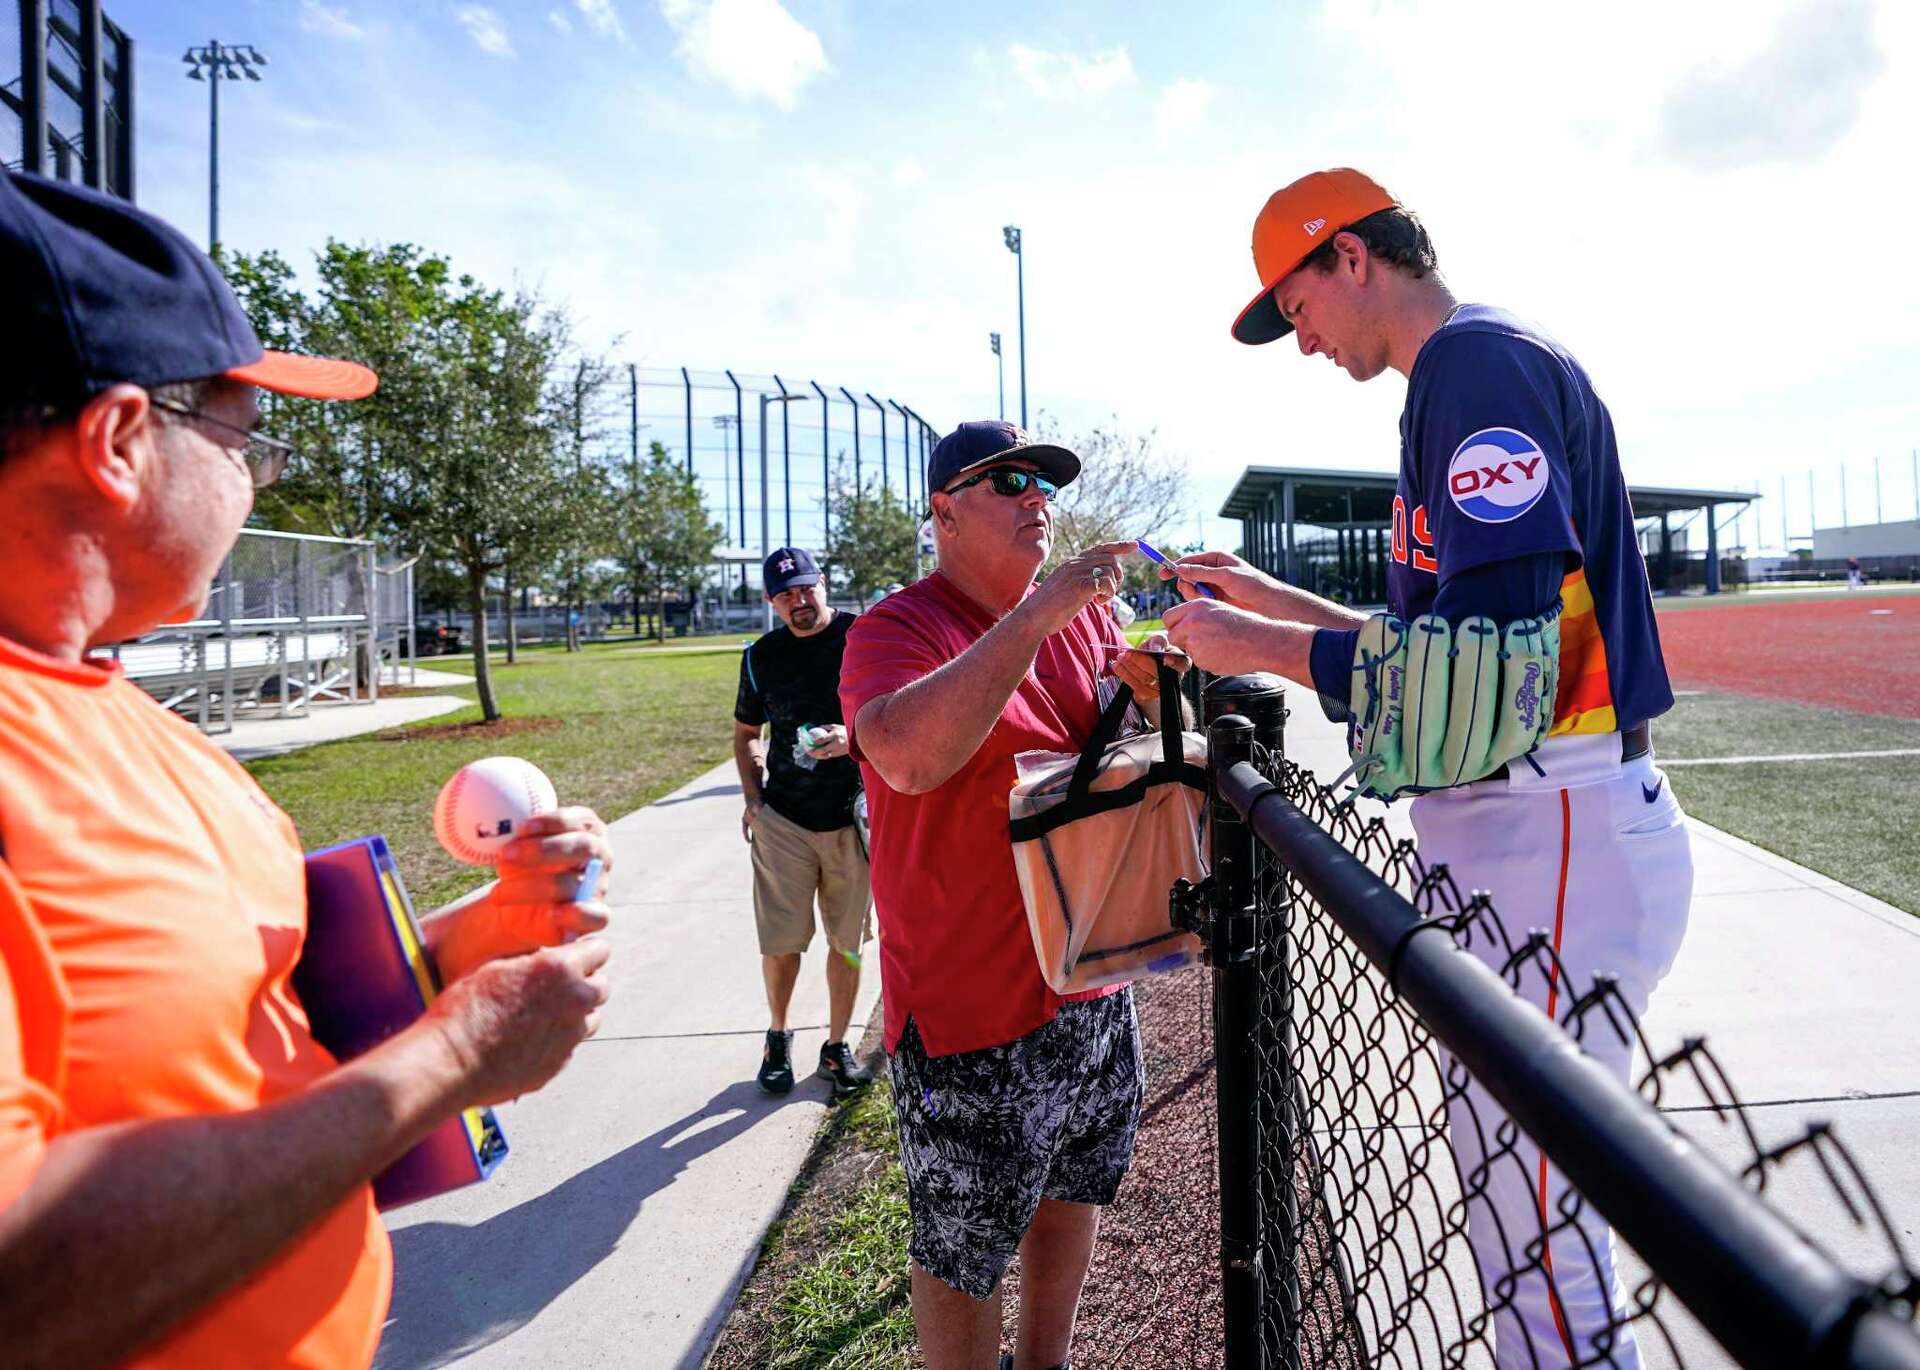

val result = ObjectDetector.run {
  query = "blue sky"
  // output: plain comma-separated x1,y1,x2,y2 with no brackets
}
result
118,0,1920,552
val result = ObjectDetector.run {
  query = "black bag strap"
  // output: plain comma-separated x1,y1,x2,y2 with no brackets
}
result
1066,654,1183,801
1012,653,1203,843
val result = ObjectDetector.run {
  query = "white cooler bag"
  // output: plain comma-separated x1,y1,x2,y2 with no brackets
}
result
1009,658,1207,994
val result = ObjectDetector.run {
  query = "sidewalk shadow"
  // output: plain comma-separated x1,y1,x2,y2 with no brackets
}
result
374,1079,795,1369
651,783,743,808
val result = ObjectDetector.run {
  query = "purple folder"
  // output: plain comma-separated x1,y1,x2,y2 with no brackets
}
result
295,836,508,1210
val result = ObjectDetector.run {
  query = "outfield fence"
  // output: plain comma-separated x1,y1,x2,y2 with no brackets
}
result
1093,676,1920,1368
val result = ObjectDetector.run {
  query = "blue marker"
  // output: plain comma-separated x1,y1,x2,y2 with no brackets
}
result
557,857,605,945
1136,539,1216,598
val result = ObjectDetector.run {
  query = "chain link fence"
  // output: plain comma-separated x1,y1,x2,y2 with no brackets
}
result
1075,675,1920,1368
1194,678,1920,1368
96,528,416,732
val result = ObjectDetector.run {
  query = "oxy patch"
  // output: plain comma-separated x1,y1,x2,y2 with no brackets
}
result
1447,427,1550,524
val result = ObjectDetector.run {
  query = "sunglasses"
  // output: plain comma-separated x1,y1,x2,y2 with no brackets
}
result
941,466,1059,501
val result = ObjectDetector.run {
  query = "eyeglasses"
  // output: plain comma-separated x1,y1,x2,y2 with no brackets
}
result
150,397,295,489
941,466,1058,501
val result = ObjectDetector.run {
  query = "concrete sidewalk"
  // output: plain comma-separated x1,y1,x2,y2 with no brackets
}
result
210,667,475,761
374,763,880,1370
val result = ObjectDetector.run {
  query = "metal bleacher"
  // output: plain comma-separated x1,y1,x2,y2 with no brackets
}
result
94,528,417,734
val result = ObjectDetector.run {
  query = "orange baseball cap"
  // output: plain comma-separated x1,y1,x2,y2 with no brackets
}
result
1229,168,1398,345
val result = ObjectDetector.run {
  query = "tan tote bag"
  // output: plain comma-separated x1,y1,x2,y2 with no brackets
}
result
1009,657,1207,994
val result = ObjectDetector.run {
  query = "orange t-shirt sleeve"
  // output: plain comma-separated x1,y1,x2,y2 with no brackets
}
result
0,857,64,1207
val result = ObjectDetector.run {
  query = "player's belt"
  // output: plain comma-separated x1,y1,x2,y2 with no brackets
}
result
1485,722,1651,781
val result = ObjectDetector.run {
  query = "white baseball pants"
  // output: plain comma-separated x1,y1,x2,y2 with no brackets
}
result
1410,736,1693,1368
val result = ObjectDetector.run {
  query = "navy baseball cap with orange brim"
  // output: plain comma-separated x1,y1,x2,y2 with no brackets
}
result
1230,168,1398,345
1,169,378,404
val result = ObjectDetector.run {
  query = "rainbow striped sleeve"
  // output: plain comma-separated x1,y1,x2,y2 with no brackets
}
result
1551,567,1618,735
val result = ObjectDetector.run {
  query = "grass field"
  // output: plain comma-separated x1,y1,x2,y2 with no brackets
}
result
248,640,744,909
1655,691,1920,914
706,1075,917,1370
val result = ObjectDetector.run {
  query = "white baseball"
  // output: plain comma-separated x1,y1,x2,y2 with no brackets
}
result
433,756,560,866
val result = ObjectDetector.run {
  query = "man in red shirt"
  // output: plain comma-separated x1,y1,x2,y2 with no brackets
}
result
0,169,612,1369
841,421,1181,1370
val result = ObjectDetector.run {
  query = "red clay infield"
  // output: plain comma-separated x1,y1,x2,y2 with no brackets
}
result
1654,594,1920,718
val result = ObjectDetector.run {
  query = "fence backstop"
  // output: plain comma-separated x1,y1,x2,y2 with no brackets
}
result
94,528,416,733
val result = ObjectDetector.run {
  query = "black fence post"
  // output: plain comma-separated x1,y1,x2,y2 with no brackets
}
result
1206,675,1299,1365
1204,711,1265,1369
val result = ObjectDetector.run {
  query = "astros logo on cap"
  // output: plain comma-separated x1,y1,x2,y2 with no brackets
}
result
1447,428,1551,524
778,556,796,573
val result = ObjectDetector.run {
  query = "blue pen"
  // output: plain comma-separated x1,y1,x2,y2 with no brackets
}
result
573,856,604,903
555,857,605,945
1136,539,1216,598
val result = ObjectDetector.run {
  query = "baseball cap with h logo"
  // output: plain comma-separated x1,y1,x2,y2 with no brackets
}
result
763,546,822,595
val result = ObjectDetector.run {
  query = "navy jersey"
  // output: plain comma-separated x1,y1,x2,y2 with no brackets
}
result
1387,304,1672,734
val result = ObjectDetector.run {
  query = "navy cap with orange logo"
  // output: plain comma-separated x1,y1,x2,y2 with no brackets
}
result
1230,168,1398,345
763,546,823,595
1,169,377,404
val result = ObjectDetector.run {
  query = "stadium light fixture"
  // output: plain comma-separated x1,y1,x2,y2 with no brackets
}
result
1002,226,1027,428
183,41,269,252
989,332,1005,421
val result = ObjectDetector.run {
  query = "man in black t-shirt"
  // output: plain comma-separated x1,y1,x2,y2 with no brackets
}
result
734,547,874,1097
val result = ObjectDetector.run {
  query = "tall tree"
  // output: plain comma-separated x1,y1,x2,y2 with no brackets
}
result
222,243,453,542
824,457,919,606
1035,415,1190,588
405,283,567,722
549,352,628,651
628,442,722,640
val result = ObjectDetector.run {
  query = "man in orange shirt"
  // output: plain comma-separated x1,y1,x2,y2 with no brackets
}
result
0,170,614,1369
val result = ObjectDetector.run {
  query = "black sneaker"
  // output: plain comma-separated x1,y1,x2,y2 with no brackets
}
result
818,1040,874,1098
757,1029,795,1094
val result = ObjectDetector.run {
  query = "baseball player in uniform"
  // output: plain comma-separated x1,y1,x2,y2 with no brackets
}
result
1162,169,1693,1367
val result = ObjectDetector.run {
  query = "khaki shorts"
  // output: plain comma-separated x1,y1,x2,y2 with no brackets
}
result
750,802,872,956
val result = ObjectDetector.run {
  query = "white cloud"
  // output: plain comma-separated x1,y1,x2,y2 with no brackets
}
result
659,0,830,112
892,158,928,185
299,1,366,40
455,6,514,56
1656,0,1885,169
1157,78,1215,128
548,10,574,34
577,0,632,45
1007,44,1136,101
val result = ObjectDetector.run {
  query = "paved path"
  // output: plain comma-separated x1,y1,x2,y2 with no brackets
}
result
212,694,470,761
374,763,880,1370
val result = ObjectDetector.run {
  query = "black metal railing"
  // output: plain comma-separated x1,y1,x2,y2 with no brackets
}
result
1178,675,1920,1369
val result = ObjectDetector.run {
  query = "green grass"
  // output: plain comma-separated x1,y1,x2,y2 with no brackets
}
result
248,640,742,909
1657,692,1920,916
756,1078,916,1370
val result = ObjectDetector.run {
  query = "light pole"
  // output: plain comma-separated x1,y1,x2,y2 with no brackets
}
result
1002,225,1027,428
182,41,267,253
712,414,736,626
990,332,1005,420
759,390,809,630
